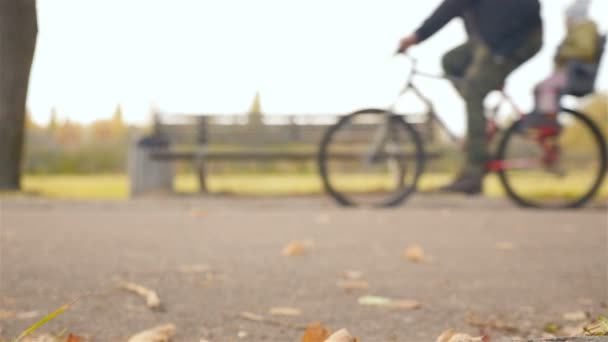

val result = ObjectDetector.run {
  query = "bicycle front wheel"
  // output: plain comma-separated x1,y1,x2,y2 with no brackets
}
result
318,109,425,207
496,108,607,208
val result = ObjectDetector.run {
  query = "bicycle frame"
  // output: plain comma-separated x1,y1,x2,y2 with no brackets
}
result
389,55,528,142
372,54,558,172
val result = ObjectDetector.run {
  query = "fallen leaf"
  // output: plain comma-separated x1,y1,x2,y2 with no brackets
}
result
282,241,307,256
0,310,16,320
240,311,264,321
404,245,425,263
178,264,210,274
341,271,364,280
269,307,301,317
20,335,56,342
120,281,162,310
465,312,519,333
66,334,84,342
561,322,588,337
584,316,608,336
324,329,358,342
544,323,560,334
127,324,175,342
357,295,391,306
541,333,557,339
337,280,369,291
16,311,40,320
435,329,483,342
387,299,422,310
563,311,587,321
495,242,515,251
301,322,331,342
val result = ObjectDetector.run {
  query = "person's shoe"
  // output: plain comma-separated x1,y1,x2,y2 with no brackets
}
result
439,172,483,195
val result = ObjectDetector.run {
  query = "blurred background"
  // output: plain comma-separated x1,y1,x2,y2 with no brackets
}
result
16,0,608,199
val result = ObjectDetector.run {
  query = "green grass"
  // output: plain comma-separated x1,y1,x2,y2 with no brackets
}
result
14,172,607,201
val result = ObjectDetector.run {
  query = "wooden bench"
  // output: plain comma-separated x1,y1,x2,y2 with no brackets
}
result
128,112,441,196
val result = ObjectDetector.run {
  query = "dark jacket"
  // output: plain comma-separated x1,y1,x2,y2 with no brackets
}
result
415,0,542,57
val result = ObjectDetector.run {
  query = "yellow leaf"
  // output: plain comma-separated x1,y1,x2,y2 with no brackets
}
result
404,245,425,263
282,242,307,256
300,322,331,342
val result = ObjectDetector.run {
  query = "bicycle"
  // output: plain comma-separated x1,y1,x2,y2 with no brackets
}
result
317,54,607,208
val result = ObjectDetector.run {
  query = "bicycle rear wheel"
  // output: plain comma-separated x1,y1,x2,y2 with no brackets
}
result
496,108,607,208
318,108,425,207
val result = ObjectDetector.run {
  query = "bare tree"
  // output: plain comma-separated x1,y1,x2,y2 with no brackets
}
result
0,0,38,190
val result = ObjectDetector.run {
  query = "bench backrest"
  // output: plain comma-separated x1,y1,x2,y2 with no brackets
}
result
152,113,435,148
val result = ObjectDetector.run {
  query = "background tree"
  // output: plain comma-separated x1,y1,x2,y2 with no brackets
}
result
247,91,264,129
0,0,38,190
48,107,59,132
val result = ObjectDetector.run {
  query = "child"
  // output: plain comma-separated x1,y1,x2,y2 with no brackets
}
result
528,0,599,125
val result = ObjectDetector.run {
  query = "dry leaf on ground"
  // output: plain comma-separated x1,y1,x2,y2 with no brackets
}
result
561,322,588,337
20,335,56,342
495,242,515,251
357,296,391,306
282,241,308,256
0,310,15,320
563,310,587,321
120,281,161,309
337,280,369,291
127,324,175,342
0,310,40,320
341,271,364,280
66,334,85,342
324,329,359,342
269,307,301,317
465,312,519,334
387,299,422,310
16,311,40,319
404,245,426,263
300,322,331,342
435,329,484,342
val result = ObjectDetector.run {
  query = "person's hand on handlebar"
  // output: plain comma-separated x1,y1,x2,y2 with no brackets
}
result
396,34,418,54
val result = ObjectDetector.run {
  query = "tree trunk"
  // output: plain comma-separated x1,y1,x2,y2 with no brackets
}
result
0,0,37,190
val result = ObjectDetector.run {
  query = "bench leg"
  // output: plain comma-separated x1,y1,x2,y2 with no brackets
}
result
196,160,208,194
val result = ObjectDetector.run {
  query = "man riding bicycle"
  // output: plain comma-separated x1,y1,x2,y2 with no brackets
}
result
397,0,543,194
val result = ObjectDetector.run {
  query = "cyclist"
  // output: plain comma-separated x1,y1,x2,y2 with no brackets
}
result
526,0,599,128
396,0,543,194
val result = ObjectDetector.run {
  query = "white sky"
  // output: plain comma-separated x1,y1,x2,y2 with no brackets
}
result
28,0,608,134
